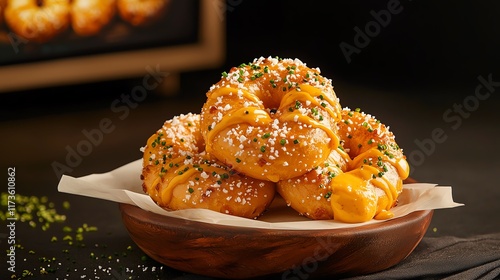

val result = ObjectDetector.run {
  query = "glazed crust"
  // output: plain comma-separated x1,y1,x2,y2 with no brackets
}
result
277,108,409,222
141,113,276,219
200,57,342,183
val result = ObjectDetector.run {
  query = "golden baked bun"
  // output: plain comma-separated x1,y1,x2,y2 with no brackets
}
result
71,0,116,36
117,0,170,26
4,0,70,43
276,148,347,220
200,56,343,182
277,108,409,223
141,113,276,219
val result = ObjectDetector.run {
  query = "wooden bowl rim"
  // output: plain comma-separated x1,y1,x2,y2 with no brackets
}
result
119,202,433,236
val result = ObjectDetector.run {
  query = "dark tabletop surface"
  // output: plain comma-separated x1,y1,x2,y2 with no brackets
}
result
1,1,500,279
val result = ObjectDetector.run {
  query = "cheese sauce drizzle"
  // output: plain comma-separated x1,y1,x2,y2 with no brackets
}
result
201,56,342,182
276,107,409,222
330,108,410,222
141,113,276,219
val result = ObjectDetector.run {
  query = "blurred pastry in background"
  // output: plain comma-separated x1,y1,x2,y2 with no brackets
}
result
4,0,71,43
71,0,116,36
117,0,170,26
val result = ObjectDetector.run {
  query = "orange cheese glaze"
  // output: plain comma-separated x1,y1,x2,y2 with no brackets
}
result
277,108,409,222
201,57,342,182
333,108,410,222
141,113,276,219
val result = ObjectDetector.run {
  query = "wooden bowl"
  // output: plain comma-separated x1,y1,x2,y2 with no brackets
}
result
119,202,433,279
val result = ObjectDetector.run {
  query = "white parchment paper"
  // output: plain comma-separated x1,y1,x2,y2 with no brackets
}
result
57,159,464,230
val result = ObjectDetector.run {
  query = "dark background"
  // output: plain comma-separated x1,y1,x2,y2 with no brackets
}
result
1,0,499,279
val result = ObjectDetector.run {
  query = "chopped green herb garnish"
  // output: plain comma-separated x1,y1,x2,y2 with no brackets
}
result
324,191,332,199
